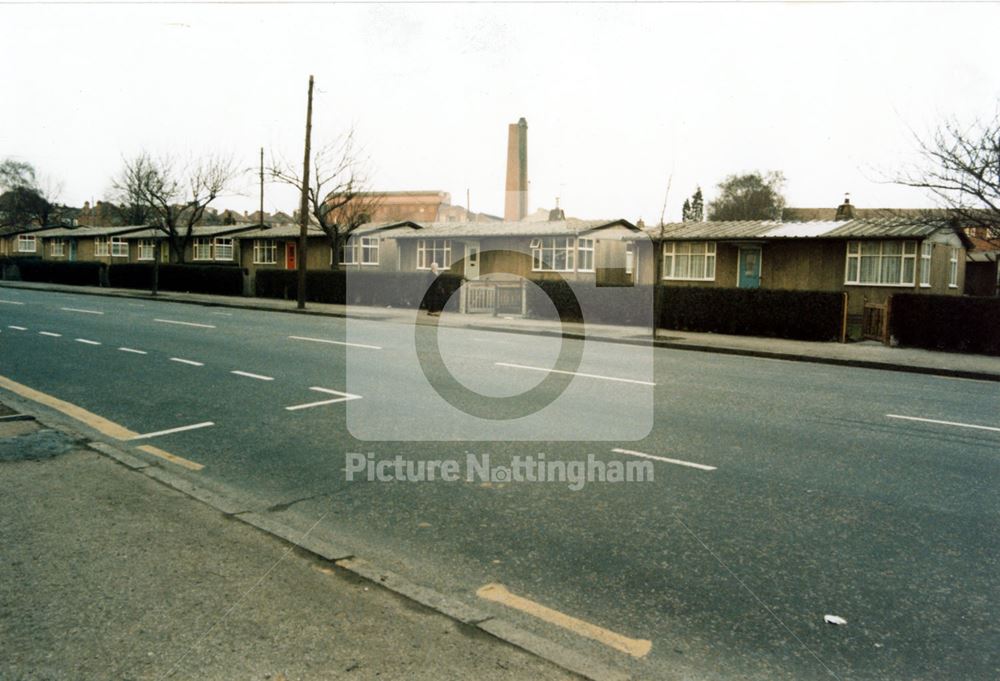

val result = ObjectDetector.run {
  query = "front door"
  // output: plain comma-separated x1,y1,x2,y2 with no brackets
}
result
464,241,480,281
285,242,297,270
68,240,77,262
738,247,761,289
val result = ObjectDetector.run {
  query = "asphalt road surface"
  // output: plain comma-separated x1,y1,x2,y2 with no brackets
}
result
1,286,997,680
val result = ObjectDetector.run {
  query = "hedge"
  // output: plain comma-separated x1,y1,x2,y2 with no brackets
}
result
658,287,844,341
523,282,843,341
108,263,243,296
16,259,106,286
890,294,1000,355
525,281,654,326
255,269,463,310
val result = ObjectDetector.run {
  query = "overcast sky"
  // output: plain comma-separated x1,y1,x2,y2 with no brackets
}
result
3,2,999,222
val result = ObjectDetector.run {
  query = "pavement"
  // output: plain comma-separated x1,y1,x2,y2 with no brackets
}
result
1,285,998,681
0,404,578,681
1,279,998,382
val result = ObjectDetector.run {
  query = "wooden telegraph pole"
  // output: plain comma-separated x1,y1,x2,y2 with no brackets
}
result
297,75,314,310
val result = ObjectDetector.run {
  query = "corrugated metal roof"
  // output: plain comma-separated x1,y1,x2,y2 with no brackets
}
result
392,219,634,239
33,225,149,238
236,222,328,239
641,218,952,240
120,224,259,240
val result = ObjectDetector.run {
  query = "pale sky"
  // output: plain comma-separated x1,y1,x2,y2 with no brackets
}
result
2,2,999,223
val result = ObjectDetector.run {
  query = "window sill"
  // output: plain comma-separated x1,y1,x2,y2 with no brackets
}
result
844,282,916,288
662,277,716,282
919,284,932,288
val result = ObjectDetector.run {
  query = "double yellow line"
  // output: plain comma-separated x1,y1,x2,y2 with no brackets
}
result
0,374,203,471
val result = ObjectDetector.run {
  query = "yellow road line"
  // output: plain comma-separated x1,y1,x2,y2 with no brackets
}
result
136,444,204,471
0,374,138,440
476,583,652,658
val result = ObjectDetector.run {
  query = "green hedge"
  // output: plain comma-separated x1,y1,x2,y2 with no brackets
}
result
108,263,243,296
255,269,463,310
16,259,106,286
890,294,1000,355
525,281,654,326
658,287,844,341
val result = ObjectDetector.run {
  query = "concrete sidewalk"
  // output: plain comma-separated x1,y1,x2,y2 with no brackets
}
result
0,403,577,681
2,279,998,381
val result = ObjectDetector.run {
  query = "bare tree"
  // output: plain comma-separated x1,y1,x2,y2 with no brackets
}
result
270,131,381,270
0,158,62,228
897,109,1000,243
112,152,239,263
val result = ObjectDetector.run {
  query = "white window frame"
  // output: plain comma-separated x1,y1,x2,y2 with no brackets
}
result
213,237,234,261
193,237,213,261
531,237,577,272
253,239,277,265
94,236,110,257
110,236,129,258
920,242,933,287
360,236,379,266
949,248,959,288
17,235,37,253
577,238,595,272
661,241,716,281
844,240,917,286
417,239,452,270
49,239,65,257
138,239,156,261
338,240,358,265
625,242,635,275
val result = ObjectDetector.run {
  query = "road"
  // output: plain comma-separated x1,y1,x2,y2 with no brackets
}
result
1,286,998,680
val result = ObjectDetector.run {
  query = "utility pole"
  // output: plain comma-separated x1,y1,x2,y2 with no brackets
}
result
297,75,314,310
259,147,265,227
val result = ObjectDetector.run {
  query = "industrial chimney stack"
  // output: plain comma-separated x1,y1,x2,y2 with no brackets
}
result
504,117,528,222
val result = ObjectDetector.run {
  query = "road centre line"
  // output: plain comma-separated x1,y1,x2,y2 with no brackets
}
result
496,362,656,387
288,335,382,350
612,448,717,471
231,370,274,381
0,374,138,440
170,357,204,366
75,338,101,345
136,444,204,471
0,300,24,305
285,387,363,411
118,347,147,355
61,307,103,315
476,583,652,658
38,331,62,337
886,413,1000,433
7,325,27,330
130,421,215,441
154,318,216,329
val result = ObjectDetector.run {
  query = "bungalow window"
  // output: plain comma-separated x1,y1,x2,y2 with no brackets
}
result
577,238,595,272
49,239,65,257
845,240,916,286
95,237,110,256
110,236,129,258
193,238,213,261
662,241,716,281
625,242,635,275
17,235,37,253
920,242,932,287
253,239,277,265
417,239,452,269
213,237,234,261
949,248,959,288
531,237,576,272
360,236,379,265
338,240,358,265
138,240,156,261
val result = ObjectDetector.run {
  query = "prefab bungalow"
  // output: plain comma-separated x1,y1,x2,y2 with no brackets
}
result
641,217,969,319
28,225,149,262
0,225,59,258
121,224,259,264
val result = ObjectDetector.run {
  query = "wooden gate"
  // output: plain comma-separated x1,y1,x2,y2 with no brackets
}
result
862,302,889,343
463,281,524,315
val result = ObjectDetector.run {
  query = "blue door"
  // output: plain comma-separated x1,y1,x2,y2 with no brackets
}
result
738,247,761,289
68,240,77,262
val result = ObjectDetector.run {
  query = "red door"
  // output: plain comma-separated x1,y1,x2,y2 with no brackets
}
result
285,242,297,270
